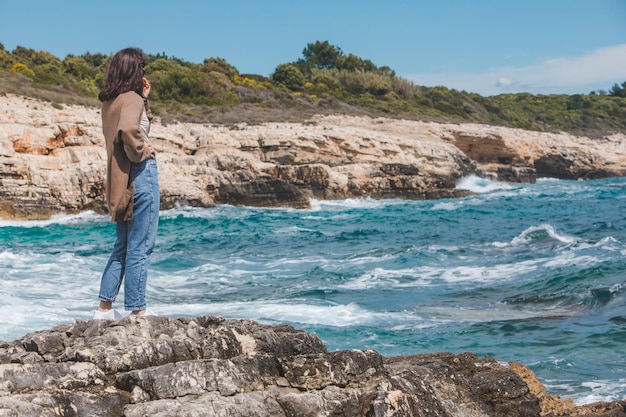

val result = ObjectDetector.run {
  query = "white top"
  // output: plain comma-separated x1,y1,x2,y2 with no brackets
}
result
140,109,150,139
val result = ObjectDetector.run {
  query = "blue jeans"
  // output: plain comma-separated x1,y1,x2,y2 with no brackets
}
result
99,158,159,311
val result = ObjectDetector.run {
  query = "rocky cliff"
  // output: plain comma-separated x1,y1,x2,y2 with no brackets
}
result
0,315,624,417
1,93,625,220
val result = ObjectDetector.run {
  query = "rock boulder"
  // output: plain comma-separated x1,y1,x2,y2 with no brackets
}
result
1,315,623,417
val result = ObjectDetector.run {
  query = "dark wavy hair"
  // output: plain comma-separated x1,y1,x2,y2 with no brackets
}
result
98,48,145,102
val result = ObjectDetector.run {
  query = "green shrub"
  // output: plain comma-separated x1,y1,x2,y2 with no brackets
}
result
391,77,421,99
11,46,36,61
272,64,305,90
0,50,16,70
364,75,391,96
310,68,339,90
63,55,97,79
202,57,238,78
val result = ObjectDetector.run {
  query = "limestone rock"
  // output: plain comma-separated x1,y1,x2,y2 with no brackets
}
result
0,316,623,417
1,93,625,220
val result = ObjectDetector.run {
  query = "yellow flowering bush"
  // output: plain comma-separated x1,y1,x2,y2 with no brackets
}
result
234,74,269,90
10,63,35,77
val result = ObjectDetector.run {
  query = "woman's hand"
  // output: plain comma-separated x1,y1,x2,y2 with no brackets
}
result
142,77,151,99
148,143,156,159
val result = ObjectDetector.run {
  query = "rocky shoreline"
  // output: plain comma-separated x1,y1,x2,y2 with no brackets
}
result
2,94,626,415
1,93,625,220
1,315,624,417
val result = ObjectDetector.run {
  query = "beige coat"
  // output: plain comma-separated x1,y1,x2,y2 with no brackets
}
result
101,91,152,222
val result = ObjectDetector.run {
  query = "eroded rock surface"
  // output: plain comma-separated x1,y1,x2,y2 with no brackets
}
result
0,315,623,417
2,94,625,219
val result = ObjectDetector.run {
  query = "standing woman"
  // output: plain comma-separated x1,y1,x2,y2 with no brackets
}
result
93,47,159,319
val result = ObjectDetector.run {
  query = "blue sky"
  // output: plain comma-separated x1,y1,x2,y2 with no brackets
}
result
1,0,625,96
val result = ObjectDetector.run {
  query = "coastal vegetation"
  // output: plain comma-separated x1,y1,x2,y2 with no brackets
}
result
1,40,625,135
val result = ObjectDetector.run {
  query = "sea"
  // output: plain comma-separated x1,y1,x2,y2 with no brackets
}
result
1,175,625,405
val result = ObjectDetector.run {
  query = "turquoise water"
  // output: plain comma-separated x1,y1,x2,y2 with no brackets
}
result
1,176,625,405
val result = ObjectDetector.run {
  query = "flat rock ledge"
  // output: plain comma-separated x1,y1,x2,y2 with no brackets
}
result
0,316,623,417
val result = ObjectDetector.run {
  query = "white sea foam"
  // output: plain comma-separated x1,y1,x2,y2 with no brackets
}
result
2,300,397,342
273,225,320,235
431,201,463,211
543,253,601,269
456,175,513,193
339,267,432,289
0,272,99,342
159,204,283,221
340,259,544,290
511,224,578,246
166,261,259,279
155,300,429,328
594,236,623,250
0,250,20,261
609,282,625,294
575,379,626,405
343,253,398,266
437,261,542,283
0,295,71,342
536,177,563,182
309,197,403,211
301,213,356,221
264,256,330,268
524,361,626,409
0,210,105,228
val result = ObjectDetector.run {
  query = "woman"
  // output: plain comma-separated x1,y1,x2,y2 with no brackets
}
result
93,47,159,319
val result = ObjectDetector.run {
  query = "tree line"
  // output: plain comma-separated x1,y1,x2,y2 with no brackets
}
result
0,40,624,134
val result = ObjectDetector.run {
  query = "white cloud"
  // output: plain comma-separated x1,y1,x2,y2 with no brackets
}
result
495,77,519,88
405,43,626,96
